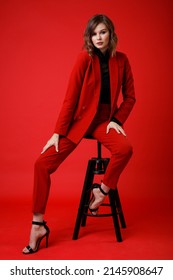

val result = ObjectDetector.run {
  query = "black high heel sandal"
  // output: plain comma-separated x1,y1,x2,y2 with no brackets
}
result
23,220,50,254
89,183,109,215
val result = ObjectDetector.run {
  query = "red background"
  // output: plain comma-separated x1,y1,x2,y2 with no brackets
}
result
0,0,173,259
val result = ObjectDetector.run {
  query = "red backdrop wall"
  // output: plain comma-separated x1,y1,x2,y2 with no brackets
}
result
0,0,173,210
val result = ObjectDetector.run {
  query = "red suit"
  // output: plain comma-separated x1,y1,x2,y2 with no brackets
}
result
33,50,136,214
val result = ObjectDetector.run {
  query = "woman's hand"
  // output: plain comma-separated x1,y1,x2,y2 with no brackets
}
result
41,133,59,154
106,121,126,136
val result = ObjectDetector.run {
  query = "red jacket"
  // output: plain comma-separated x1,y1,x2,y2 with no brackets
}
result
55,50,136,144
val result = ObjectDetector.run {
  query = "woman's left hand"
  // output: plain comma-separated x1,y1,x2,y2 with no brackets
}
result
106,121,126,136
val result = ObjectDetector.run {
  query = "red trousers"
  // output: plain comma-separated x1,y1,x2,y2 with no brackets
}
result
33,105,133,214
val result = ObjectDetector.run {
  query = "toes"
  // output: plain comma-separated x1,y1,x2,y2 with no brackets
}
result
22,245,34,254
22,247,29,254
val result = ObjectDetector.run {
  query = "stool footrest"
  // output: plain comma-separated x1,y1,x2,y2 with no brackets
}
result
84,213,116,217
84,203,123,218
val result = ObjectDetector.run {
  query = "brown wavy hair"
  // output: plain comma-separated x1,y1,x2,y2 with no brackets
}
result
83,14,118,57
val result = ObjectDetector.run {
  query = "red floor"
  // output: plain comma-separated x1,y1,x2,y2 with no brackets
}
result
0,188,173,260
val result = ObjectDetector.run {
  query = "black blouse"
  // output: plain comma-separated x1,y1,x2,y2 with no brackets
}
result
94,48,111,104
95,48,122,126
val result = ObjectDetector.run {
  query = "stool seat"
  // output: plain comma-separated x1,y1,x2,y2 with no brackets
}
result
72,138,126,242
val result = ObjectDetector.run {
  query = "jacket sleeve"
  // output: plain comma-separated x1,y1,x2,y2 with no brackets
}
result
54,51,90,136
113,54,136,125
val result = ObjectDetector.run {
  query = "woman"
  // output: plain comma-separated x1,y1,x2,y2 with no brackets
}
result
23,14,136,254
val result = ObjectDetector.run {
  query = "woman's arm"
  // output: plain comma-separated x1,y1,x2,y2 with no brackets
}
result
112,54,136,125
54,51,90,136
41,52,90,153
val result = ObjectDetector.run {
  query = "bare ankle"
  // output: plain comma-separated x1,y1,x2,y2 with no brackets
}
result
33,213,44,223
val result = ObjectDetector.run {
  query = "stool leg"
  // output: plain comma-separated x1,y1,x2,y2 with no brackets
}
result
73,159,95,240
115,189,126,228
109,190,122,242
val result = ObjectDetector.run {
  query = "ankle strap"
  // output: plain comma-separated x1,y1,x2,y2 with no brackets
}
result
91,183,109,196
99,186,109,196
32,220,46,226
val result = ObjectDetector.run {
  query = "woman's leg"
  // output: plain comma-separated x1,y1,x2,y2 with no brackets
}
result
33,137,76,214
89,121,133,213
23,137,77,253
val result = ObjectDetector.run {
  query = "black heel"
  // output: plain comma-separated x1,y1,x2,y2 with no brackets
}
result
45,232,49,248
23,220,50,254
89,183,109,215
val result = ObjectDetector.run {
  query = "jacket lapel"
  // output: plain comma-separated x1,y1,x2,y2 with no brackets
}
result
92,55,101,92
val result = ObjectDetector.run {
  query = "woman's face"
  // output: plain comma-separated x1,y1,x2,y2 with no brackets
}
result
91,23,110,53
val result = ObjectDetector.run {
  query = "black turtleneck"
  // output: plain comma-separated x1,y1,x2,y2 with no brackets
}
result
94,48,111,104
94,48,122,126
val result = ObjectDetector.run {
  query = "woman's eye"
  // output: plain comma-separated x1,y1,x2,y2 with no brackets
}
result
92,30,107,36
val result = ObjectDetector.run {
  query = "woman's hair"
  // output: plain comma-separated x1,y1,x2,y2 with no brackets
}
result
83,14,118,57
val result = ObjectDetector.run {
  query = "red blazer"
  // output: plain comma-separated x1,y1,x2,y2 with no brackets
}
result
55,50,136,144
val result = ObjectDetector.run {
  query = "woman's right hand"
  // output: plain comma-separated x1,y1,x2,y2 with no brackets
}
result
41,133,59,154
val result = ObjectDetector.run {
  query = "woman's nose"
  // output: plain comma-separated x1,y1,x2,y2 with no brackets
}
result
97,33,101,40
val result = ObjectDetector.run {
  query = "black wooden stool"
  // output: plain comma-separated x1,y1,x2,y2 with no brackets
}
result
73,139,126,242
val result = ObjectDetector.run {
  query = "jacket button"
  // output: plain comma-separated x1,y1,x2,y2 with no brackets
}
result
82,106,86,110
